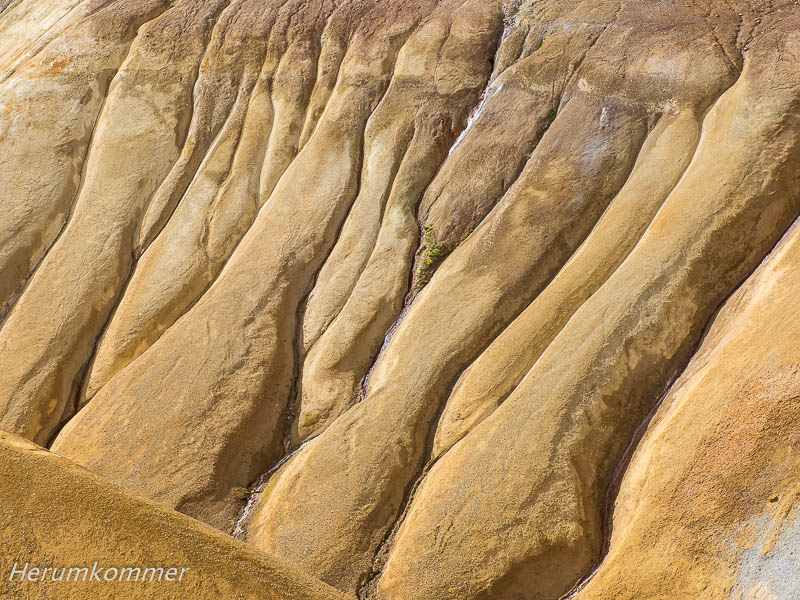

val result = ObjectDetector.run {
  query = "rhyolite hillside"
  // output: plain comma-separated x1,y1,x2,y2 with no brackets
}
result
1,0,799,598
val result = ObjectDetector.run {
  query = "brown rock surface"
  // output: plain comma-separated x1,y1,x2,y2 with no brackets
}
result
0,1,799,599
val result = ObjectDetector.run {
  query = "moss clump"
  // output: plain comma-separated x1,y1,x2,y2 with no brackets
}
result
418,225,478,286
419,226,449,285
300,412,321,429
538,33,551,49
232,487,252,501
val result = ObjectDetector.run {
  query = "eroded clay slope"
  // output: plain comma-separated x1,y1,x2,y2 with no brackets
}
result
0,0,799,599
575,212,800,600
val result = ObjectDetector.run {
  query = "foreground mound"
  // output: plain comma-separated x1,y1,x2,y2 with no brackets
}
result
0,431,348,600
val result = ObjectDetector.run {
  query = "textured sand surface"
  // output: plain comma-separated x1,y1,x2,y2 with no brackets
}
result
0,1,799,598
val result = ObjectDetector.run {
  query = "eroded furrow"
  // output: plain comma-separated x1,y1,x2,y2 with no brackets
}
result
0,0,195,444
230,8,430,524
409,4,618,294
1,3,799,600
243,7,672,595
574,37,800,589
51,3,430,536
87,5,293,406
0,0,174,325
135,0,261,252
431,106,706,457
257,4,324,206
377,23,798,598
298,9,348,151
0,0,17,16
282,50,405,454
290,0,524,448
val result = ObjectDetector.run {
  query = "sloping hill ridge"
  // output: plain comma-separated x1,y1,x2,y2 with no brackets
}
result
0,431,350,600
0,0,799,598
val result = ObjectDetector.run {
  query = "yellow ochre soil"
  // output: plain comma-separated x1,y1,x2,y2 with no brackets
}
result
0,1,799,598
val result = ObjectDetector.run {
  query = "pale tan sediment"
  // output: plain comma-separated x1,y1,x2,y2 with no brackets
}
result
378,29,800,599
0,0,224,443
433,109,702,457
52,4,436,533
